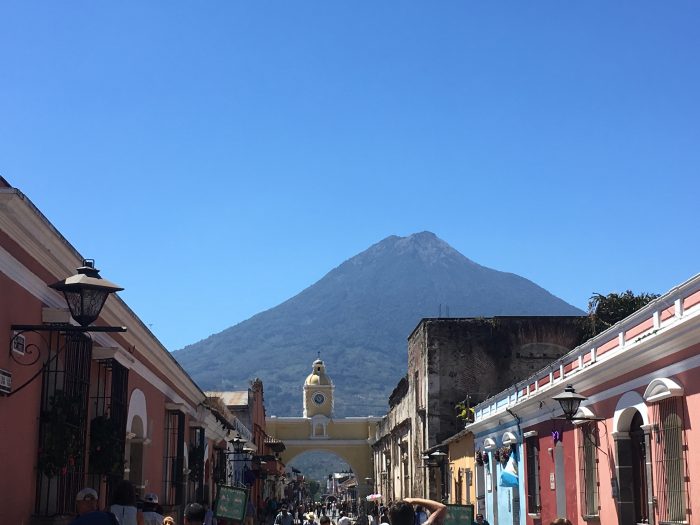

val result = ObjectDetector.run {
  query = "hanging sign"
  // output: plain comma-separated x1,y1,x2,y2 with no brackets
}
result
444,504,474,525
215,484,248,521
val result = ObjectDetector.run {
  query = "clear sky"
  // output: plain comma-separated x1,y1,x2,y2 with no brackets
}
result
1,2,699,352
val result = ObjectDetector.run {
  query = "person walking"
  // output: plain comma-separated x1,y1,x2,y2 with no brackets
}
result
474,514,489,525
185,503,207,525
275,506,295,525
70,488,119,525
110,480,144,525
142,494,163,525
414,506,427,525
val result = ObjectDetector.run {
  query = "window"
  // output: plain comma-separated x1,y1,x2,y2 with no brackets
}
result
163,410,185,505
454,468,463,504
652,398,688,524
525,436,540,514
414,371,423,410
35,333,92,516
188,427,205,503
88,358,129,497
578,423,599,518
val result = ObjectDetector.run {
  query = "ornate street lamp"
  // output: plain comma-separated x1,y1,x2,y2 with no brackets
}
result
6,259,125,397
229,432,245,454
552,384,587,420
49,259,123,327
430,451,448,502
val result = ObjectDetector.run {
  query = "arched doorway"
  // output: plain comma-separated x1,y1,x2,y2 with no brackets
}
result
629,412,648,524
125,389,148,495
127,416,145,491
614,391,652,525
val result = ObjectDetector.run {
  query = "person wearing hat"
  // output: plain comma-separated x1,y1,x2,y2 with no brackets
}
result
304,512,317,525
142,493,164,525
275,505,294,525
474,513,489,525
70,488,119,525
185,502,207,525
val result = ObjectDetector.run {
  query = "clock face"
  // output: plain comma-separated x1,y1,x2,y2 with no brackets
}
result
313,392,326,405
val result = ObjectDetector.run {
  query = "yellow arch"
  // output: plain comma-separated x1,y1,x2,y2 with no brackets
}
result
267,416,380,496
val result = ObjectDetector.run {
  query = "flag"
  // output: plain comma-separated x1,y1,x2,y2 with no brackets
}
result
500,448,518,487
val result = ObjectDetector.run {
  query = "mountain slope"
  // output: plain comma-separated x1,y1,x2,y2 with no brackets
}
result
174,232,582,416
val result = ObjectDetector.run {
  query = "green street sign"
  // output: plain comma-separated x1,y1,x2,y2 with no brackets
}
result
444,504,474,525
215,485,248,521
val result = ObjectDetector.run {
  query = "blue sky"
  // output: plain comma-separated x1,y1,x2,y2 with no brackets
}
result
1,2,699,351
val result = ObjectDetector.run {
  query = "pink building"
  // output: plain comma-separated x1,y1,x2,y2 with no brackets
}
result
468,274,700,525
0,180,244,524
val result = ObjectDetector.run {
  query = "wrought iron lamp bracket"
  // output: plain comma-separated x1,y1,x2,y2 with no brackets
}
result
6,324,126,397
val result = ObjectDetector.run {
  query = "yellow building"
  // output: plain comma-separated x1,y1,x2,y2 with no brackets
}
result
266,358,380,493
445,429,476,505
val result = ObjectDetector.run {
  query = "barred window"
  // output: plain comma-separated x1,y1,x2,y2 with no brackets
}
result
525,436,540,514
163,410,185,505
578,423,599,518
652,398,688,524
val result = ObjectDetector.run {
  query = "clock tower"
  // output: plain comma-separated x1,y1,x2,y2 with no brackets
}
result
303,358,334,418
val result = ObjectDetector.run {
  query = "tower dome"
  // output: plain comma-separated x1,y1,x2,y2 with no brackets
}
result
303,358,334,418
305,358,332,386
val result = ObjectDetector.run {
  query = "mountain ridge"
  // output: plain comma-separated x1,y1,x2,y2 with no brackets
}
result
174,232,583,416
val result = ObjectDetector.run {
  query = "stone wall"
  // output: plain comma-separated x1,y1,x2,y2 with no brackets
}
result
418,317,586,446
374,316,587,499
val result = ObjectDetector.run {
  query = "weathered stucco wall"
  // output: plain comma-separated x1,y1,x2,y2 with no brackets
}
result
375,316,586,499
423,317,586,446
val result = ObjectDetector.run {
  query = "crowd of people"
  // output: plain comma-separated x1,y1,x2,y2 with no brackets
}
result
262,497,444,525
68,479,573,525
69,479,215,525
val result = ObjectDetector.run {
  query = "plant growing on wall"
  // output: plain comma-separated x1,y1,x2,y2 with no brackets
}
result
455,400,475,422
89,415,125,476
38,390,84,477
498,445,511,465
475,448,484,466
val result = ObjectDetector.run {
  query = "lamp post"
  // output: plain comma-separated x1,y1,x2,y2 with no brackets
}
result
227,432,253,487
6,259,125,517
49,260,124,327
430,451,448,503
552,384,603,422
7,259,125,396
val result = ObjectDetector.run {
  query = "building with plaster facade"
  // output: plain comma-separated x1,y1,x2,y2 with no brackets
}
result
0,179,252,524
468,273,700,525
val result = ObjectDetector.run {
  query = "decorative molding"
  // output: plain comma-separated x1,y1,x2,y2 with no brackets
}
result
502,431,518,445
613,391,649,433
93,345,135,369
643,377,684,403
571,406,597,426
281,439,375,446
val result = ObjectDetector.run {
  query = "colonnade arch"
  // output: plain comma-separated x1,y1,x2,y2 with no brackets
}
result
266,358,380,497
